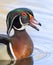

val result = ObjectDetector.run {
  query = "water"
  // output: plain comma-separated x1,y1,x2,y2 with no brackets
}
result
0,0,53,65
0,57,33,65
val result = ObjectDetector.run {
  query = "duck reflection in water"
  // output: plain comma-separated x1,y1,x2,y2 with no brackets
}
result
0,57,33,65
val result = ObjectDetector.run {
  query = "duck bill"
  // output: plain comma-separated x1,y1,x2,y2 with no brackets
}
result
29,18,41,31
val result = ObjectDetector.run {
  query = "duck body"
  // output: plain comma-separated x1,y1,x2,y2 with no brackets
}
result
0,30,33,60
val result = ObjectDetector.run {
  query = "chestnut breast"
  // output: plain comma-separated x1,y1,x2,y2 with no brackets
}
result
10,30,33,59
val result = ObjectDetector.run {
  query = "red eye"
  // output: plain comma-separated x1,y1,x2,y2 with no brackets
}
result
22,12,27,16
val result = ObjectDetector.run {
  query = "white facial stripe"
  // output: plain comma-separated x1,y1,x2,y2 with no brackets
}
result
12,15,18,22
19,16,24,26
8,15,19,35
19,16,29,25
13,16,29,30
13,25,26,30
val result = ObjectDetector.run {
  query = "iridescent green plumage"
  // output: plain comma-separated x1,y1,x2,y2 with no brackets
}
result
6,8,34,36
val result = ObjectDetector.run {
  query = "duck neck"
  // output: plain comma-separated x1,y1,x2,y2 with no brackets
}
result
14,29,27,37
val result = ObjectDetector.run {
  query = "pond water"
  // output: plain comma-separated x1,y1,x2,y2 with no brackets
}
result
0,0,53,65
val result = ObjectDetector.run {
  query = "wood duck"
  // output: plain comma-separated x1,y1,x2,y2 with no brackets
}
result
0,8,41,60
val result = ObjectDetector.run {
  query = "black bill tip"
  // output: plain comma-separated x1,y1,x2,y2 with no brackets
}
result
38,23,42,26
36,28,39,31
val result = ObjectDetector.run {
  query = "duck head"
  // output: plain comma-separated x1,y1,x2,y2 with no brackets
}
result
6,8,41,36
